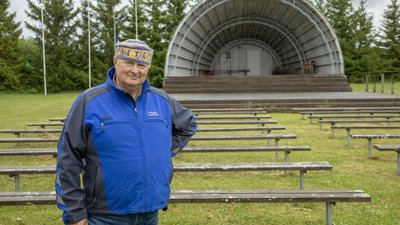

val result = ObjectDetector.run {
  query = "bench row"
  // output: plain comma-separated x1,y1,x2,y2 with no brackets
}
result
0,189,371,225
0,126,286,137
0,162,332,191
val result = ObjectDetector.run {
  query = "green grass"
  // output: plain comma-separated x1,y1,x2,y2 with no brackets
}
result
0,92,400,225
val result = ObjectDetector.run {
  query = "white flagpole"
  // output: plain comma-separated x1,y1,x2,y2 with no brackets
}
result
40,0,47,95
88,0,91,88
135,0,138,39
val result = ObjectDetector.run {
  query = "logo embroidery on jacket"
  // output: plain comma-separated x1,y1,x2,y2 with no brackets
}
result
147,111,159,117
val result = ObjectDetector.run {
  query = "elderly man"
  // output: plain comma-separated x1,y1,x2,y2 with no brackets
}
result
55,39,197,225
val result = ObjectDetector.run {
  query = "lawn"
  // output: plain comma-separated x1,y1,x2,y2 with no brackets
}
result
0,91,399,225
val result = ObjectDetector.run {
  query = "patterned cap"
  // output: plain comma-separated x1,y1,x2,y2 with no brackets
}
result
115,39,153,65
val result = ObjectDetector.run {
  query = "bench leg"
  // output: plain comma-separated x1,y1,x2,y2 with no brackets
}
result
13,175,20,192
346,129,351,146
300,171,305,190
367,139,372,158
285,151,290,162
326,202,334,225
397,152,400,176
319,122,322,131
331,127,335,139
275,139,280,160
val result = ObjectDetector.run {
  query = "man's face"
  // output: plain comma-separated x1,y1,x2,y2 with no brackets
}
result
114,57,149,89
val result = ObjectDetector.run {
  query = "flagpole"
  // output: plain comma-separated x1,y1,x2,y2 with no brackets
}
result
135,0,138,39
40,0,47,95
87,0,91,88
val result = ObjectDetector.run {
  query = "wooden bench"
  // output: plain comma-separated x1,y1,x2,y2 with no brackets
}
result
27,121,278,129
0,134,295,144
0,162,332,191
350,135,400,157
374,144,400,175
192,108,267,115
0,129,62,137
318,119,400,131
0,126,285,137
0,190,371,225
47,113,271,122
26,123,64,129
330,125,400,145
300,110,400,120
195,115,272,120
308,115,400,124
0,145,309,163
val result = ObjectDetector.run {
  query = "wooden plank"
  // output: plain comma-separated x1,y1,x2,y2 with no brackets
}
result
0,149,57,156
196,121,277,125
332,125,400,129
301,110,400,115
197,127,285,132
294,107,400,111
0,145,309,156
191,134,296,141
0,161,330,175
173,162,332,172
309,115,400,119
374,144,400,151
320,120,400,124
195,116,272,120
0,129,62,134
351,134,400,139
0,138,58,143
183,146,311,152
0,190,371,205
0,134,294,144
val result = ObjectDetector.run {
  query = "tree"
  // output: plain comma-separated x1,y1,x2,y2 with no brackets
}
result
92,0,122,69
26,0,81,92
379,0,400,70
141,0,167,87
120,0,148,40
324,0,356,75
349,0,380,81
0,0,22,91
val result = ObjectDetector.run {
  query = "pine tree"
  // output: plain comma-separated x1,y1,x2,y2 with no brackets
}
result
351,0,380,81
0,0,22,91
92,0,122,68
324,0,356,77
26,0,80,92
380,0,400,70
120,0,148,40
142,0,167,87
72,0,107,87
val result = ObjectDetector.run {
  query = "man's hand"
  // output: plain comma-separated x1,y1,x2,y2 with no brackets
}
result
72,218,88,225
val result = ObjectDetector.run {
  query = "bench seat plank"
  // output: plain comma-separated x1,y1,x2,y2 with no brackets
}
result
350,135,400,158
374,144,400,175
0,161,330,190
0,190,370,225
0,189,370,205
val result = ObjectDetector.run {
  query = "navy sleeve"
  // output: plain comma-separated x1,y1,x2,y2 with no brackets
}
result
55,93,88,224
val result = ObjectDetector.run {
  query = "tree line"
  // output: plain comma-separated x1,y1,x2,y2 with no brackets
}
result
1,0,400,93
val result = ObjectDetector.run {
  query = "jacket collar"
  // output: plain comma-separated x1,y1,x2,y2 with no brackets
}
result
106,66,151,95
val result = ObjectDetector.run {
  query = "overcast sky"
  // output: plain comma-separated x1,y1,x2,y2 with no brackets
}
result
9,0,392,38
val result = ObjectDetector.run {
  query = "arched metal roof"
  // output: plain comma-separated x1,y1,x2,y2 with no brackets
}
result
165,0,344,77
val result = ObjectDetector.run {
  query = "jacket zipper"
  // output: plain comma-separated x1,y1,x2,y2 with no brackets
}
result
130,95,149,211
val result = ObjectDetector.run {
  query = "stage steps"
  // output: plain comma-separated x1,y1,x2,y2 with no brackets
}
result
163,74,352,93
177,98,400,112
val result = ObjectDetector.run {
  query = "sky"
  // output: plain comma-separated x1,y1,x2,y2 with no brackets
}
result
9,0,392,38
